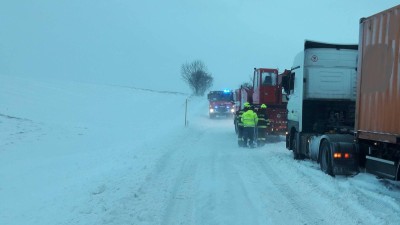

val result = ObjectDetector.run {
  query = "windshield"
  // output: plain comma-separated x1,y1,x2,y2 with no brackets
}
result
208,92,233,102
262,72,277,86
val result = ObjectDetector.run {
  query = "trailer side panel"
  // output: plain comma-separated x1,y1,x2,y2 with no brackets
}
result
357,5,400,143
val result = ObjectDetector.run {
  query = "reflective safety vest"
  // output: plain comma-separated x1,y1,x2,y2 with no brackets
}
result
241,110,258,127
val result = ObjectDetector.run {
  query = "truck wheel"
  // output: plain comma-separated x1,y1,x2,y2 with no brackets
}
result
320,140,334,176
292,132,300,160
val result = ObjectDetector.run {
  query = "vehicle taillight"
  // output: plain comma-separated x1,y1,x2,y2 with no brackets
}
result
333,153,342,158
333,153,351,159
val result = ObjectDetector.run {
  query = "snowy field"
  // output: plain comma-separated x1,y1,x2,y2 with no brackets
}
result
1,75,400,225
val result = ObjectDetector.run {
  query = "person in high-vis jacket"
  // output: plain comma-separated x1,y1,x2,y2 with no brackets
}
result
235,102,249,147
257,104,269,146
241,104,258,148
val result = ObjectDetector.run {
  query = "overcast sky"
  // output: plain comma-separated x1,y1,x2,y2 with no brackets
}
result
1,0,399,93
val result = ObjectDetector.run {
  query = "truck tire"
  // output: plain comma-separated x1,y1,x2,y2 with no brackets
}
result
292,132,300,160
292,132,305,160
320,140,334,176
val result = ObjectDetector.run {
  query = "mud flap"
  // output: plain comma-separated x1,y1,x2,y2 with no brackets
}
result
331,142,359,175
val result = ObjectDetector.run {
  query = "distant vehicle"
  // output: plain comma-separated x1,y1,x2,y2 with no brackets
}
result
207,90,235,119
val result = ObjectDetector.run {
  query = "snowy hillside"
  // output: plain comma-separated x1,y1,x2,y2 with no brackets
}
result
1,75,400,225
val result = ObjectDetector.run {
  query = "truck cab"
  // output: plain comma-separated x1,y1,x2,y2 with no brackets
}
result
253,68,280,105
207,90,235,119
283,40,359,175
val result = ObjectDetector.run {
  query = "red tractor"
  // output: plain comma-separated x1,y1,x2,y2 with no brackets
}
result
252,68,288,135
233,68,288,146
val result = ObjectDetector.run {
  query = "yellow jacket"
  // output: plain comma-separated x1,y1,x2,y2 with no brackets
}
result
241,110,258,127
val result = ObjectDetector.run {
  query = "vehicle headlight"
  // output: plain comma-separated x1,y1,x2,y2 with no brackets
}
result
210,109,214,113
230,109,235,113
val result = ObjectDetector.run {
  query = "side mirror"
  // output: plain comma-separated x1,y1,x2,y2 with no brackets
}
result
282,75,290,94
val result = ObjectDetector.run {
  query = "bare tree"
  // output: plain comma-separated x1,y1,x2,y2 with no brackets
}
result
239,74,254,89
240,82,253,89
181,60,213,96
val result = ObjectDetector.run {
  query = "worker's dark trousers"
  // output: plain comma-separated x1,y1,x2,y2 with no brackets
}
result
243,126,255,147
237,125,244,147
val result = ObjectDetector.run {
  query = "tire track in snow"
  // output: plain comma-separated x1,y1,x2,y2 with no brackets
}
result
209,151,261,225
161,123,263,225
250,151,327,225
160,158,198,225
256,144,400,225
131,128,208,225
161,126,228,225
277,156,395,225
292,169,378,224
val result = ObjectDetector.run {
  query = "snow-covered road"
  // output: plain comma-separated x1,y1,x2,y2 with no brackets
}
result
125,113,400,225
1,76,399,225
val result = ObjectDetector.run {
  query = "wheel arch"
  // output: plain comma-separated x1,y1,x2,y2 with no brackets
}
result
316,134,354,162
